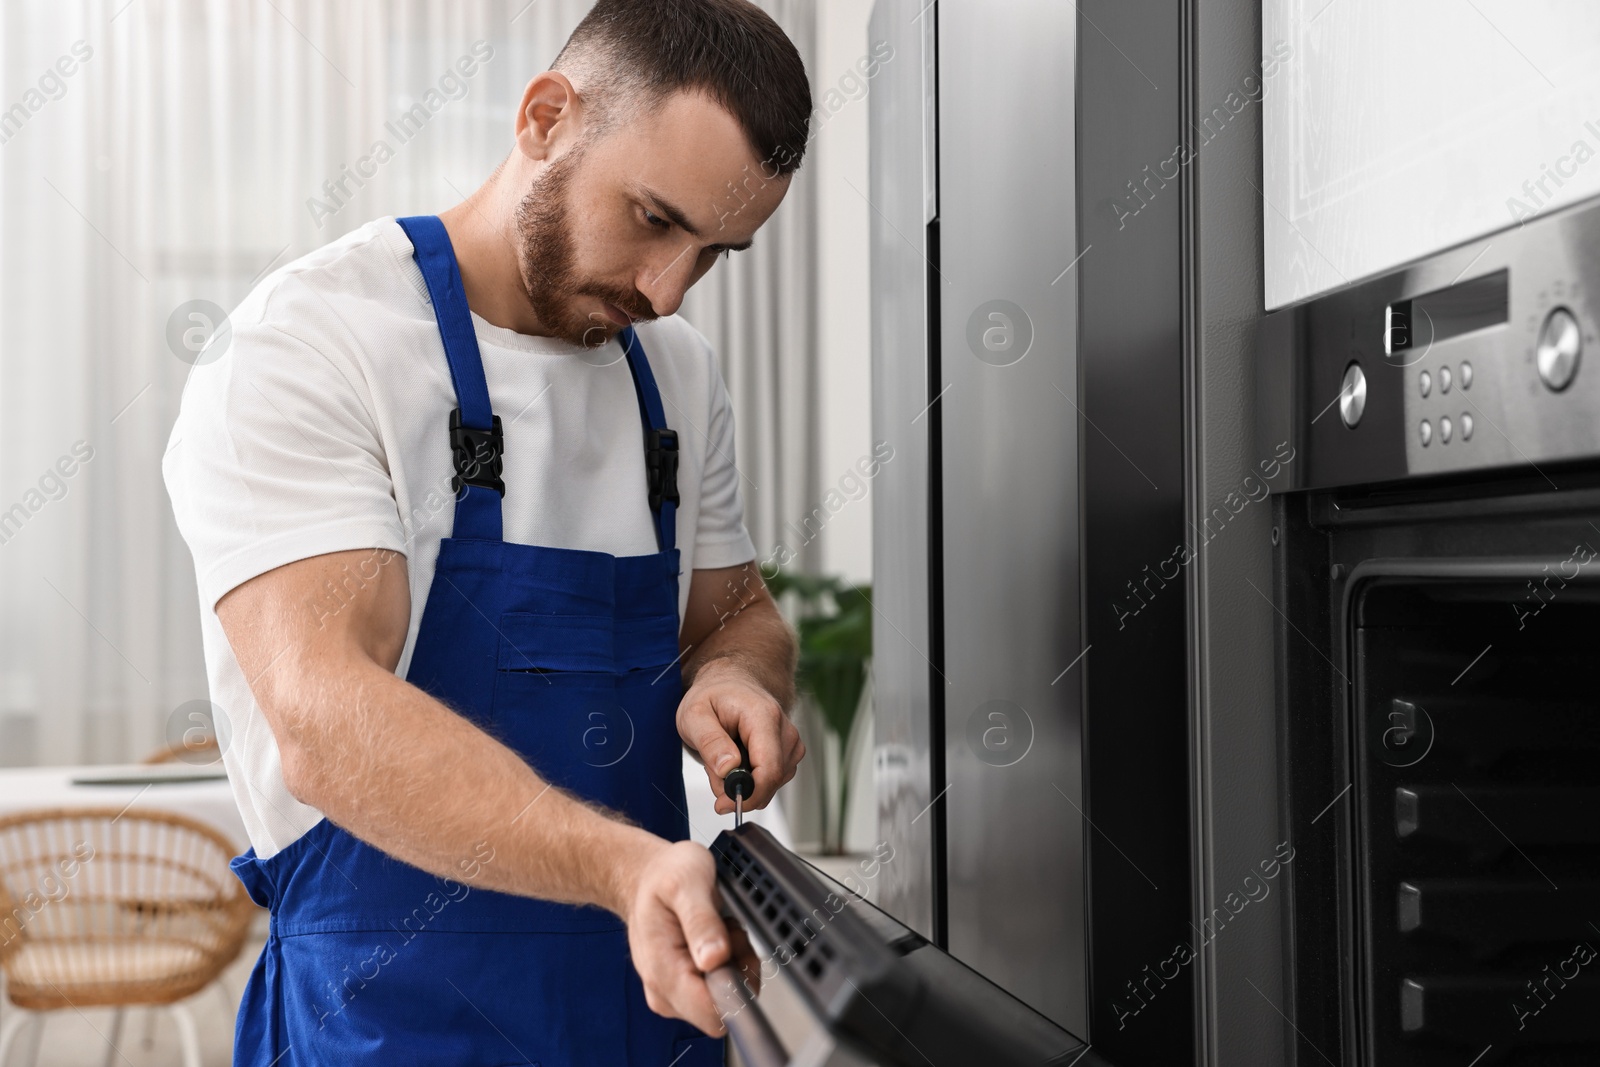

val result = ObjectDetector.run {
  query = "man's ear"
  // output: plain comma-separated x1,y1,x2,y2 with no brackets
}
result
514,71,582,162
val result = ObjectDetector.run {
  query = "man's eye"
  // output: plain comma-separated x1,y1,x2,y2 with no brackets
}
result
643,209,670,229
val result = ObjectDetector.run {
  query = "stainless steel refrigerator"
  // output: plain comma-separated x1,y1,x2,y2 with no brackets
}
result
869,0,1196,1063
868,2,1600,1066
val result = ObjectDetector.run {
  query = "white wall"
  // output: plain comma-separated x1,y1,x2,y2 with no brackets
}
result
773,0,879,853
811,0,875,587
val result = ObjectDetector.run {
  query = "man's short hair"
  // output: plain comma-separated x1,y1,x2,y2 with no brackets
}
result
553,0,813,176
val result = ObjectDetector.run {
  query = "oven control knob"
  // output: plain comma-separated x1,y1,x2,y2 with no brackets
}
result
1536,307,1581,392
1339,362,1367,428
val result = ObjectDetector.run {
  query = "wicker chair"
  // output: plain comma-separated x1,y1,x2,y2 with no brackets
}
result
0,808,256,1067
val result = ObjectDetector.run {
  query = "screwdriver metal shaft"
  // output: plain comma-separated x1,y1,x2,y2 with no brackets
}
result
724,736,754,831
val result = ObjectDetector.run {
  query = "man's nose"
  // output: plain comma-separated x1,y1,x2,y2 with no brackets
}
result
636,244,698,318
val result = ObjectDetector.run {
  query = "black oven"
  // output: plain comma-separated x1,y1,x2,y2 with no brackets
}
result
1261,198,1600,1066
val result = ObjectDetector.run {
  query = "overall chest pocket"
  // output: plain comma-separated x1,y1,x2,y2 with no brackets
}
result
495,611,679,675
489,611,686,835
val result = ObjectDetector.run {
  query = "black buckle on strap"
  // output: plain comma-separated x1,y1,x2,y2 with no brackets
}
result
450,408,505,496
646,428,679,510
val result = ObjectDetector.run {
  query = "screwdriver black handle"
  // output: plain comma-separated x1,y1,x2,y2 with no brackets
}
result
723,736,755,802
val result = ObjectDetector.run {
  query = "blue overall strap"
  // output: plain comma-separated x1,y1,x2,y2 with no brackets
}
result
617,326,678,554
395,215,503,542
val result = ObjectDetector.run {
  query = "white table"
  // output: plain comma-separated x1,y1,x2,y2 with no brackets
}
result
0,763,248,853
0,758,787,859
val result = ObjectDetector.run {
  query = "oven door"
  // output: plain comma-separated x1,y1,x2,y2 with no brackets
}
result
1345,563,1600,1064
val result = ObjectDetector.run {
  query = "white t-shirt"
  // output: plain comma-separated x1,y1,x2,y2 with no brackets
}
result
163,216,757,859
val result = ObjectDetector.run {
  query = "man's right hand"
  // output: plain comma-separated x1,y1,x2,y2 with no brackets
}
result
617,838,760,1036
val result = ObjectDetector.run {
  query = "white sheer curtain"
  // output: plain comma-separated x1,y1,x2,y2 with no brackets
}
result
679,0,818,579
0,0,820,767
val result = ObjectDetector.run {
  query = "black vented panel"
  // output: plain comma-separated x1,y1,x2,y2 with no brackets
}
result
1353,581,1600,1066
712,825,926,1063
715,832,851,997
712,824,1101,1066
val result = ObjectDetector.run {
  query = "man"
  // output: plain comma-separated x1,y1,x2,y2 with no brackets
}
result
162,1,811,1063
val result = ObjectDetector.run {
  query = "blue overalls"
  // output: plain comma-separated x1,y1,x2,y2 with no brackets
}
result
229,215,723,1067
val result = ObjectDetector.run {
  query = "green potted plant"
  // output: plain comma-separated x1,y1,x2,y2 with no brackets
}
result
764,570,872,855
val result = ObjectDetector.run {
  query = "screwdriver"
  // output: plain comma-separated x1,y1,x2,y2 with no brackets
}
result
724,736,755,828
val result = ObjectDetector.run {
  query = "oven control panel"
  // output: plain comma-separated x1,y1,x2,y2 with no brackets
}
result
1256,197,1600,491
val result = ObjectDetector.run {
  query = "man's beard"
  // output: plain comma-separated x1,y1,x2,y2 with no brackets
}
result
513,145,656,347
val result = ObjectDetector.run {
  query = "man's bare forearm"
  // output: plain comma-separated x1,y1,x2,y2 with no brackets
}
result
270,652,661,914
681,570,797,710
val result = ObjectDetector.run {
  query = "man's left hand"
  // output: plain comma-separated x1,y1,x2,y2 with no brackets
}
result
678,659,804,813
